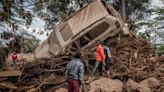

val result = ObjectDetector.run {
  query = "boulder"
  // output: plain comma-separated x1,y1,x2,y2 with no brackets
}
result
155,63,164,72
140,77,160,88
55,88,67,92
89,78,123,92
126,79,150,92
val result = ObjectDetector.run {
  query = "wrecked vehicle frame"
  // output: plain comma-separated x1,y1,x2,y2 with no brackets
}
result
35,0,124,59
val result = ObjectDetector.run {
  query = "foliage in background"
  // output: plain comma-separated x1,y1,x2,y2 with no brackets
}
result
0,0,34,29
155,45,164,55
20,39,39,53
137,4,164,55
34,0,151,29
111,0,151,22
8,37,39,53
137,6,164,43
0,0,151,30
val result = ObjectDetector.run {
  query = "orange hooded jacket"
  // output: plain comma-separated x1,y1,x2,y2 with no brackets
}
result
96,44,105,63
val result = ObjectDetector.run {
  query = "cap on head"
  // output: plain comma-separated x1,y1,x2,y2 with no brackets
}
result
96,40,101,43
74,51,81,59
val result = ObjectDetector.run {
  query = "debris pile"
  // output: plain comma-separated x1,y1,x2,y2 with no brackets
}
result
0,36,163,92
108,37,153,80
0,0,164,91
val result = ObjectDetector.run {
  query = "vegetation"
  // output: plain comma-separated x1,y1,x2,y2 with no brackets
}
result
137,4,164,55
8,37,40,53
155,45,164,55
0,0,151,29
20,39,40,53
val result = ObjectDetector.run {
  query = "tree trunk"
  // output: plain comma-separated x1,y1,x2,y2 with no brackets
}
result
121,0,126,22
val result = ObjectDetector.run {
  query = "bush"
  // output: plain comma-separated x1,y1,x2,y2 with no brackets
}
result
20,39,40,53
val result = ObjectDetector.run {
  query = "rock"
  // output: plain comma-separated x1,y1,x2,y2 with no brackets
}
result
55,88,67,92
149,57,157,62
155,63,164,72
89,78,123,92
126,79,150,92
140,77,160,88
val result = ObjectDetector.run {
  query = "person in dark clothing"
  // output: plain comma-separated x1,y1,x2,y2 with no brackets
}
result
103,44,112,78
65,52,84,92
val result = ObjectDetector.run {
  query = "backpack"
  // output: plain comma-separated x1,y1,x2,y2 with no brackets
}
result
104,46,112,58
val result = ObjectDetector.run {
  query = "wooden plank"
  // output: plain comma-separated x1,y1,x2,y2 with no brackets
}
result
0,82,18,89
74,41,81,48
0,70,22,78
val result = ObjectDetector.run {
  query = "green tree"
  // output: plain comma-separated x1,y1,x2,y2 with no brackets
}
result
0,0,151,30
137,5,164,46
0,0,33,27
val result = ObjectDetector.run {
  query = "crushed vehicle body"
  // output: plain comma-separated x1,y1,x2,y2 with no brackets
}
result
35,0,125,59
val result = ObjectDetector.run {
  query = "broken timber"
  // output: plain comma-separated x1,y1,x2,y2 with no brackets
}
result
0,70,22,78
0,82,18,89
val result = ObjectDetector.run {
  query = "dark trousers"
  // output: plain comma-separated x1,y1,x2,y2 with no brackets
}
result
105,58,111,70
105,62,110,70
67,78,80,92
92,61,103,76
12,60,17,65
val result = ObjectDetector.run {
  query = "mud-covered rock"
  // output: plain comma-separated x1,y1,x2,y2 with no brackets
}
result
126,79,150,92
89,78,123,92
140,77,160,88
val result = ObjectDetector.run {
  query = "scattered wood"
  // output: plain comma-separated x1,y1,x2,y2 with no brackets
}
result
0,70,22,78
0,82,18,89
0,35,163,92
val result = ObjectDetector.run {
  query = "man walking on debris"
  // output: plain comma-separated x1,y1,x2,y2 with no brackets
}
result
65,52,85,92
92,40,105,78
103,43,112,78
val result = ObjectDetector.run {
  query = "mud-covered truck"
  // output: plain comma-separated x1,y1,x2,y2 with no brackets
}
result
35,0,126,59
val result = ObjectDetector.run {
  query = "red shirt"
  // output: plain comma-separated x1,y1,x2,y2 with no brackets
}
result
96,44,105,63
12,54,17,61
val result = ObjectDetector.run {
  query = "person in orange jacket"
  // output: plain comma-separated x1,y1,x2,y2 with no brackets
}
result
92,40,105,77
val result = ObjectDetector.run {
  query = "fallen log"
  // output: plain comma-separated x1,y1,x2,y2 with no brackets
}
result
16,86,35,92
0,70,22,78
0,82,18,89
43,68,65,73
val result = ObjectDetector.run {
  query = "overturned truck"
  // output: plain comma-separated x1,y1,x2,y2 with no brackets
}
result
35,0,126,59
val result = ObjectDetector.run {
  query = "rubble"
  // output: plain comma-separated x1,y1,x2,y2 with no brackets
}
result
126,79,150,92
140,77,160,88
0,0,164,92
0,82,18,90
89,78,123,92
55,88,67,92
0,70,22,78
1,36,164,92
